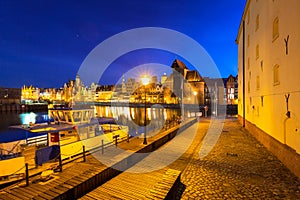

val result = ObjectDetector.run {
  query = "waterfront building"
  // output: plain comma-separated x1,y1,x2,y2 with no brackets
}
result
125,78,139,95
168,59,205,105
224,74,238,105
21,85,40,103
151,76,158,84
0,87,21,105
236,0,300,178
95,85,114,102
161,73,168,84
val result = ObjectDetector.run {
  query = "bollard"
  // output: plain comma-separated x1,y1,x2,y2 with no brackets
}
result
83,145,86,162
102,139,104,154
127,133,130,143
115,136,118,147
58,152,62,172
25,163,29,186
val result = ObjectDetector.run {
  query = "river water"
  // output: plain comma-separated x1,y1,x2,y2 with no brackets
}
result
0,106,198,143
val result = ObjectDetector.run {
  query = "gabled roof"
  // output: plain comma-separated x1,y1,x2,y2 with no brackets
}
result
171,59,188,70
186,70,202,82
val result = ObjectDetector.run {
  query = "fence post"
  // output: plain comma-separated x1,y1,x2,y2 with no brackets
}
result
101,140,104,154
83,145,86,162
25,163,29,186
58,151,62,172
115,136,118,147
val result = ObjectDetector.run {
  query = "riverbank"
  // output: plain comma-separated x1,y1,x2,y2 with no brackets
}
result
0,104,48,113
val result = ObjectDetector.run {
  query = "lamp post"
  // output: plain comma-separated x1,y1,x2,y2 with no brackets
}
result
193,91,198,117
141,75,150,145
193,91,198,104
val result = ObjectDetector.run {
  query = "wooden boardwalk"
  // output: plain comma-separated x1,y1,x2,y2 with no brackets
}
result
0,159,106,200
0,118,198,199
80,168,181,200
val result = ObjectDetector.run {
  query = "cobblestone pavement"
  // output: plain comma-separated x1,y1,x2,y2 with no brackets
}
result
178,118,300,199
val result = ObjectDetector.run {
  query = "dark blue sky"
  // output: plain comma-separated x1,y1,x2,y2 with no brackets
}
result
0,0,246,88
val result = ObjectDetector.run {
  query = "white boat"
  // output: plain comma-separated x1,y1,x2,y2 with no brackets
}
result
0,106,128,185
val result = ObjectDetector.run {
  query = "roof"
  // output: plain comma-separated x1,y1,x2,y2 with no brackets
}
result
185,70,202,82
171,59,188,70
92,117,118,125
10,123,75,134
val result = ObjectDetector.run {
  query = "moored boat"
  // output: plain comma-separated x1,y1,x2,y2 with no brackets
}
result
0,106,128,185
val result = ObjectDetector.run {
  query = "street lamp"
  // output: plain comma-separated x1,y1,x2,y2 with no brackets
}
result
193,91,198,117
193,91,198,104
141,75,150,145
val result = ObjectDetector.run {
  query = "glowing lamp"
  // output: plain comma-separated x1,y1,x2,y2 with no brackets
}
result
141,76,150,86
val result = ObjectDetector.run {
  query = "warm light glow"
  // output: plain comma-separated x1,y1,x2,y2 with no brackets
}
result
193,91,198,96
141,75,150,86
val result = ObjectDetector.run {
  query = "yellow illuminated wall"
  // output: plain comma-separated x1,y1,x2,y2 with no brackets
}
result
237,0,300,153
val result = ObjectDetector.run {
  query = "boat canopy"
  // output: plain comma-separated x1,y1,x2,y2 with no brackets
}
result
92,117,118,125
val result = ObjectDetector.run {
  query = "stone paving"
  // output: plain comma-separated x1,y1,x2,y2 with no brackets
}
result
177,118,300,199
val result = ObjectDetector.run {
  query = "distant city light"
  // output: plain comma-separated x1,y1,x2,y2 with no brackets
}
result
141,75,150,86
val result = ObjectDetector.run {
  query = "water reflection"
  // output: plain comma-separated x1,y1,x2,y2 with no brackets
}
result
94,105,181,136
0,112,50,132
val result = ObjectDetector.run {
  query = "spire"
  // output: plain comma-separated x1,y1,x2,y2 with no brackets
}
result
121,74,126,93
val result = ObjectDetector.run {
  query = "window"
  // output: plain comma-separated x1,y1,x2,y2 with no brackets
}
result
256,44,259,59
273,17,279,41
273,64,280,85
256,15,259,31
256,75,260,90
247,81,251,93
247,57,250,69
247,10,250,24
260,60,263,71
247,35,250,47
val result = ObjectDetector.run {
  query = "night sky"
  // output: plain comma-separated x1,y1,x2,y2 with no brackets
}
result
0,0,246,88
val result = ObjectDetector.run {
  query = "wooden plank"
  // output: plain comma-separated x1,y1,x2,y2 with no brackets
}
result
27,184,47,193
0,192,21,200
52,185,70,194
97,186,131,200
6,191,31,200
86,190,111,200
60,182,74,189
72,176,86,183
64,179,80,187
13,187,37,198
101,184,143,200
104,181,147,199
35,191,54,200
43,189,59,198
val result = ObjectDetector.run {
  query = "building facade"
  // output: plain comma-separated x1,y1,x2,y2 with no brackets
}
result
170,59,205,105
236,0,300,178
225,75,238,105
0,87,21,105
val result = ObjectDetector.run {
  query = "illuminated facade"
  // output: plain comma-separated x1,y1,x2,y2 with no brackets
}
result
237,0,300,177
225,75,238,105
169,59,205,105
21,85,40,102
95,85,114,102
0,87,21,104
